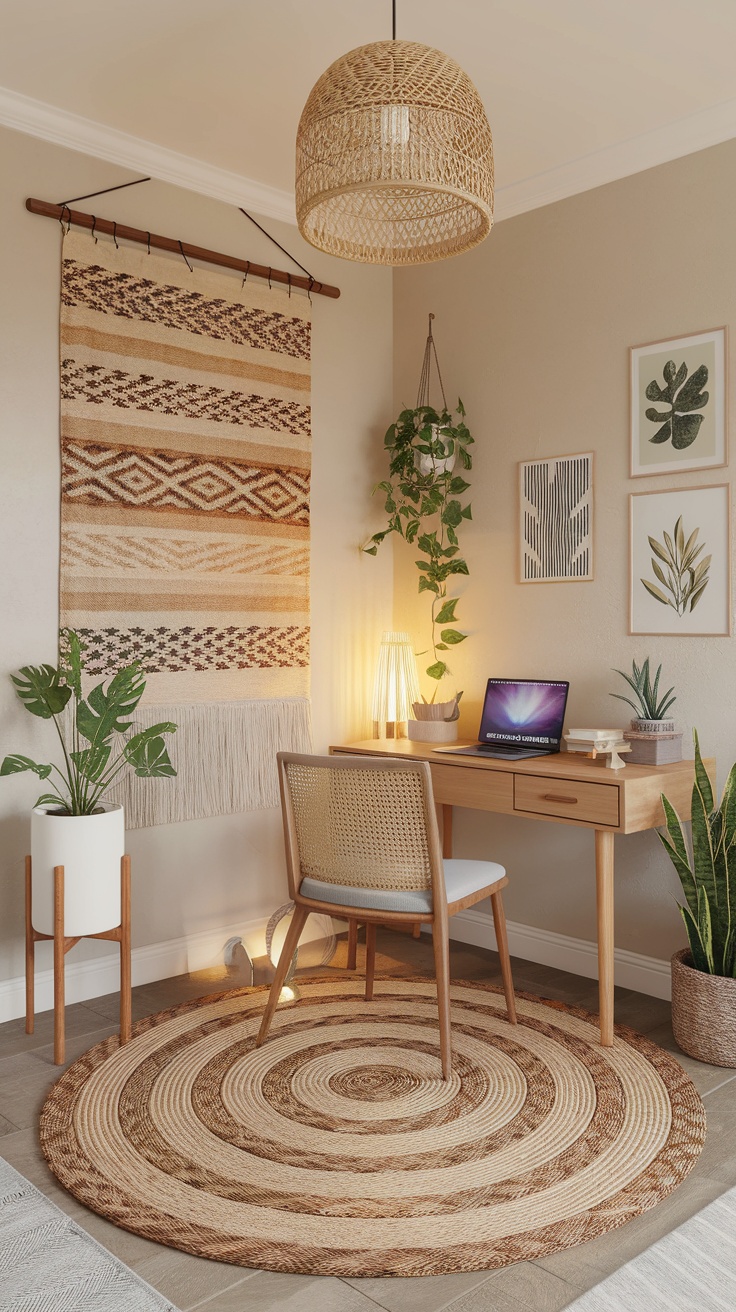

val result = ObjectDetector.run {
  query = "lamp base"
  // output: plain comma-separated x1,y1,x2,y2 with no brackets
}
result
372,721,408,739
407,719,458,743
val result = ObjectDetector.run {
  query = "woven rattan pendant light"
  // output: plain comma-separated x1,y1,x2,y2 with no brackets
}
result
296,10,494,266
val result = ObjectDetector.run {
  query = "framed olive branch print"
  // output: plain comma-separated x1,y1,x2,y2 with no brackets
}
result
630,484,731,635
630,327,727,477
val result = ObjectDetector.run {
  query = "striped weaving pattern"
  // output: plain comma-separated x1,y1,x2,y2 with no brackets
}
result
58,231,312,824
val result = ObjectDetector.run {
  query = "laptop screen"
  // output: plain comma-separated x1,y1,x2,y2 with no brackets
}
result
478,678,569,751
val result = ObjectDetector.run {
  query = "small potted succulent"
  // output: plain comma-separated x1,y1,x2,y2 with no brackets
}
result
610,657,681,764
364,400,473,741
658,732,736,1067
1,629,176,937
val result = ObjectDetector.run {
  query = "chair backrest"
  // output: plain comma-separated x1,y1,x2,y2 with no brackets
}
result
277,753,444,898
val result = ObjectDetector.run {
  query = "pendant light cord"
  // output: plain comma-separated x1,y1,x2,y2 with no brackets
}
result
392,0,396,39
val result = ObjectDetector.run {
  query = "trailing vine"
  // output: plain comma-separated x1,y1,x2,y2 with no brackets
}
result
364,400,473,697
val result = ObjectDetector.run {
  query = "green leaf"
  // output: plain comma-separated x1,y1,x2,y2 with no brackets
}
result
693,729,714,814
679,904,710,973
648,421,673,444
126,733,177,778
671,412,704,449
0,754,52,780
426,661,448,682
435,598,459,624
35,793,68,810
70,744,112,782
675,363,708,412
641,579,671,605
647,536,672,564
440,629,466,645
11,665,72,720
58,628,84,701
76,663,145,747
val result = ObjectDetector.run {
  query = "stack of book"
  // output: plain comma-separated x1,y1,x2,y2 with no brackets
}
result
564,729,631,768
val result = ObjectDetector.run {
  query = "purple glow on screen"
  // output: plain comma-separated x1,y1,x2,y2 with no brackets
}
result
480,680,568,745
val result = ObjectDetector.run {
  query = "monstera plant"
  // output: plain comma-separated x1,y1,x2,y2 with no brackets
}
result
645,359,709,450
1,628,176,815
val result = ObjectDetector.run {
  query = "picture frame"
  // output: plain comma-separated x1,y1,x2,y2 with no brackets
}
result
519,452,593,582
630,484,731,636
630,326,727,478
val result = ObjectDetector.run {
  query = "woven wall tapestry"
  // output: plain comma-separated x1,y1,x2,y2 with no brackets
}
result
59,230,312,827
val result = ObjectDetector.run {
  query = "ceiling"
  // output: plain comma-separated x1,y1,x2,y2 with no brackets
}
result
2,0,736,222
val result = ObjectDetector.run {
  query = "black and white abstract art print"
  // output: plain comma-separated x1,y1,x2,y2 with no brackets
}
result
520,453,593,583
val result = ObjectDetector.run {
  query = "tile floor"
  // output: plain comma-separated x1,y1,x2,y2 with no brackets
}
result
1,930,735,1312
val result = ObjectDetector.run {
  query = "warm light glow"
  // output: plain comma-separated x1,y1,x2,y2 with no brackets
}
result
279,984,300,1004
371,631,420,735
380,104,410,147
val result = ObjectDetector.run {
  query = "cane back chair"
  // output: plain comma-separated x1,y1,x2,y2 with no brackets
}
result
256,752,517,1079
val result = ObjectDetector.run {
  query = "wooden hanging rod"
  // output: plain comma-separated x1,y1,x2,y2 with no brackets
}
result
25,198,341,300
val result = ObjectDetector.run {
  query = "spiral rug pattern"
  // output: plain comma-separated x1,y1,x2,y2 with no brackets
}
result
40,979,705,1278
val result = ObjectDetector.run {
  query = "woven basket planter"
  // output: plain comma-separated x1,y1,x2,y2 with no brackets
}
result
671,948,736,1067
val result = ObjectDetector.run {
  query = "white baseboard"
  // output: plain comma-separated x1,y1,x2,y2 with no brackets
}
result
0,912,335,1025
0,908,671,1025
435,909,672,1001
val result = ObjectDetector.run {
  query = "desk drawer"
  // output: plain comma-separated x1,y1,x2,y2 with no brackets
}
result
514,774,619,826
429,762,514,812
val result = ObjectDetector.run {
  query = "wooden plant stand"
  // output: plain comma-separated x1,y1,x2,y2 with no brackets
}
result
25,854,132,1065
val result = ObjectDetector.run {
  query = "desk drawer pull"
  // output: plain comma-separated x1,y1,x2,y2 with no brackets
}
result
543,793,578,804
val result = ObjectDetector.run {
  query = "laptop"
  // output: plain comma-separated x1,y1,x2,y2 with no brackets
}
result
434,677,570,761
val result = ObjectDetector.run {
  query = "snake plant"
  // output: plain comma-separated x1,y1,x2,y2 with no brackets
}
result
658,731,736,978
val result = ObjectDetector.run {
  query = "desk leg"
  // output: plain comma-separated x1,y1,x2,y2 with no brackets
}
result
440,805,453,859
595,830,615,1047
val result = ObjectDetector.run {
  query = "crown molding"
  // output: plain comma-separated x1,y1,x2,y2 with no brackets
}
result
0,85,297,225
3,82,736,232
495,95,736,222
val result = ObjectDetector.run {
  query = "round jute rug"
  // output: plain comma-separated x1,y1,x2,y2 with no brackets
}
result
40,978,705,1278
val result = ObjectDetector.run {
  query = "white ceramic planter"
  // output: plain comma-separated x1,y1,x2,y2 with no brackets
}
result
416,426,457,479
31,803,125,937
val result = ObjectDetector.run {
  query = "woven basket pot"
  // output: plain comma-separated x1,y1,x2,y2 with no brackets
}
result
671,947,736,1067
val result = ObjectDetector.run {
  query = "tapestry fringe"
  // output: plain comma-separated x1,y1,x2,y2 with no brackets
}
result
110,698,313,829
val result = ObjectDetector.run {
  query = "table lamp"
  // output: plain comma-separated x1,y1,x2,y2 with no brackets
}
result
371,631,420,738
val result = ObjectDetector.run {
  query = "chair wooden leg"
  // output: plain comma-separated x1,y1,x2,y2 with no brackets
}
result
346,919,358,970
53,866,65,1066
25,857,34,1036
432,924,453,1080
256,904,309,1047
119,856,132,1044
491,889,517,1024
365,922,376,1001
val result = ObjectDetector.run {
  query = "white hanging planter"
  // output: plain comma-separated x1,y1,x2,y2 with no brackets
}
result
416,426,457,479
31,802,125,937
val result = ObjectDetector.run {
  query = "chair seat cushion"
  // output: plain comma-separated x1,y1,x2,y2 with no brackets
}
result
299,858,506,914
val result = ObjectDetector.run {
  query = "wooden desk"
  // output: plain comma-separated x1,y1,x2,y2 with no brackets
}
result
331,739,708,1046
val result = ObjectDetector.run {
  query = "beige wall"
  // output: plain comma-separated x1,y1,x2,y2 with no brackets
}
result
0,125,393,988
393,139,736,963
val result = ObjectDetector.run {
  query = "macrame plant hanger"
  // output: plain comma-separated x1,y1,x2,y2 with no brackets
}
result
416,313,448,411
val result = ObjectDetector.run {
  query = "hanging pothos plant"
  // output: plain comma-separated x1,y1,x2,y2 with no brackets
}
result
364,400,473,698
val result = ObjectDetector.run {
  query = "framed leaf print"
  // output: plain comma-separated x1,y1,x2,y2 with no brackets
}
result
520,452,593,582
630,327,727,477
630,484,731,635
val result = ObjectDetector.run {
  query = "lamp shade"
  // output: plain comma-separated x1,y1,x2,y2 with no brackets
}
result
296,40,494,266
371,631,421,736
